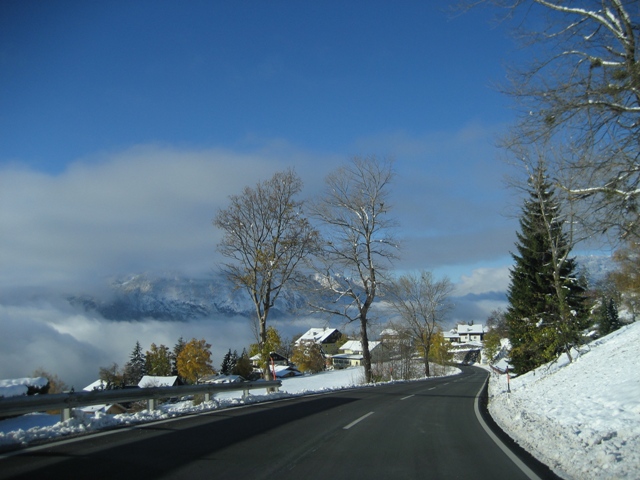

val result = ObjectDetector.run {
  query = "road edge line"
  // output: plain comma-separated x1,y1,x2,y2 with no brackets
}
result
473,376,542,480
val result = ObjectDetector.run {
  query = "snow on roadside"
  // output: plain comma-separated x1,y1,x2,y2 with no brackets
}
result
488,321,640,480
0,365,459,449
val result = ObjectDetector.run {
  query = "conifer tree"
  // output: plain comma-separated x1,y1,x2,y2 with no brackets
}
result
172,337,186,378
506,163,587,374
123,341,146,385
599,298,621,337
221,349,233,375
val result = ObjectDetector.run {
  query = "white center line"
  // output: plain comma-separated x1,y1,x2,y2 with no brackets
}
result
428,387,436,390
400,394,415,400
343,411,374,430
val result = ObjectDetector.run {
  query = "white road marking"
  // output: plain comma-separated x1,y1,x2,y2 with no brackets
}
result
400,395,415,400
474,376,542,480
343,411,374,430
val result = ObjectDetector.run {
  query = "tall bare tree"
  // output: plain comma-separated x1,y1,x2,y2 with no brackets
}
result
214,169,317,380
386,271,454,377
472,1,640,241
310,156,398,383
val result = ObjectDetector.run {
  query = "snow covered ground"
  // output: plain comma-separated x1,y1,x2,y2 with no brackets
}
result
489,321,640,480
1,325,638,480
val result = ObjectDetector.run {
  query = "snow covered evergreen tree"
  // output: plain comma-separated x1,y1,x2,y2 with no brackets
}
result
506,163,587,374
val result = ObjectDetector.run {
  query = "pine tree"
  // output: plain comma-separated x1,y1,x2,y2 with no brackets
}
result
599,297,621,336
123,341,146,385
506,164,587,374
221,349,233,375
172,337,186,377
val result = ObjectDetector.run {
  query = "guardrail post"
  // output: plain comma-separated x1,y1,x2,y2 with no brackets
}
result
204,392,211,402
61,408,72,422
243,388,249,400
147,398,156,411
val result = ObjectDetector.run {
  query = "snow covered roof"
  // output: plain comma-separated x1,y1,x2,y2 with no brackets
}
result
83,379,108,391
339,340,380,353
202,375,245,384
295,327,340,345
138,376,179,388
0,377,49,398
380,328,398,337
272,365,302,378
457,324,484,335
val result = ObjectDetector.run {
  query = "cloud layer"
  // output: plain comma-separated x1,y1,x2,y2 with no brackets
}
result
0,133,517,386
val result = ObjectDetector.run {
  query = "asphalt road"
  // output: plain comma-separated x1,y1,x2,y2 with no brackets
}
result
0,366,558,479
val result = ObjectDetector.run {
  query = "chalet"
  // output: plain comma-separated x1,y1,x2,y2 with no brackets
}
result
295,327,342,345
332,340,381,369
250,351,289,368
444,324,486,344
295,327,343,355
273,364,302,378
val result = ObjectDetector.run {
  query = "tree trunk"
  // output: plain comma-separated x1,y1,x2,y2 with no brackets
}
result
423,345,430,377
360,319,372,383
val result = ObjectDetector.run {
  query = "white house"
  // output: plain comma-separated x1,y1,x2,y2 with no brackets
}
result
295,327,342,345
332,340,381,369
444,324,485,344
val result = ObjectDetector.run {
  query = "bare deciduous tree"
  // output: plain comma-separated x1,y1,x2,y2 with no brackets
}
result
471,0,640,241
214,169,318,380
310,156,398,384
386,271,454,377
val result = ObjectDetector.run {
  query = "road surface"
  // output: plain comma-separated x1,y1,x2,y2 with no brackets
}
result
0,366,558,479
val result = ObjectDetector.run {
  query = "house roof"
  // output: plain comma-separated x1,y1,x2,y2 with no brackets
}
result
83,379,108,391
295,327,340,345
457,324,485,335
272,365,302,378
339,340,380,353
138,375,178,388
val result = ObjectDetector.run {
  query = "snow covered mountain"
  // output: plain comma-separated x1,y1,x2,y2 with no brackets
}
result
67,273,308,321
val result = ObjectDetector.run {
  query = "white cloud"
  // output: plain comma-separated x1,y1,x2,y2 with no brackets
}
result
0,143,335,290
0,301,255,389
454,265,512,296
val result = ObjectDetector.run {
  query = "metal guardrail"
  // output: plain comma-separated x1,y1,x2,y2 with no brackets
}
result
0,380,282,422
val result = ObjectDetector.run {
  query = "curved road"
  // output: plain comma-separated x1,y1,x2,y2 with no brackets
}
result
0,366,558,479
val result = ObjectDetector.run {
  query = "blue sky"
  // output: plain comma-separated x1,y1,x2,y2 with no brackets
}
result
0,1,534,385
1,1,519,288
2,2,512,170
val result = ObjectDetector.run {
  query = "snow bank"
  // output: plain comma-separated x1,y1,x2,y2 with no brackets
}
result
489,322,640,480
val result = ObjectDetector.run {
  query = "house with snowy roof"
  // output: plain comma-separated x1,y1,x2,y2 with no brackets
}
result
295,327,343,355
444,324,486,344
332,340,381,369
250,351,289,368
